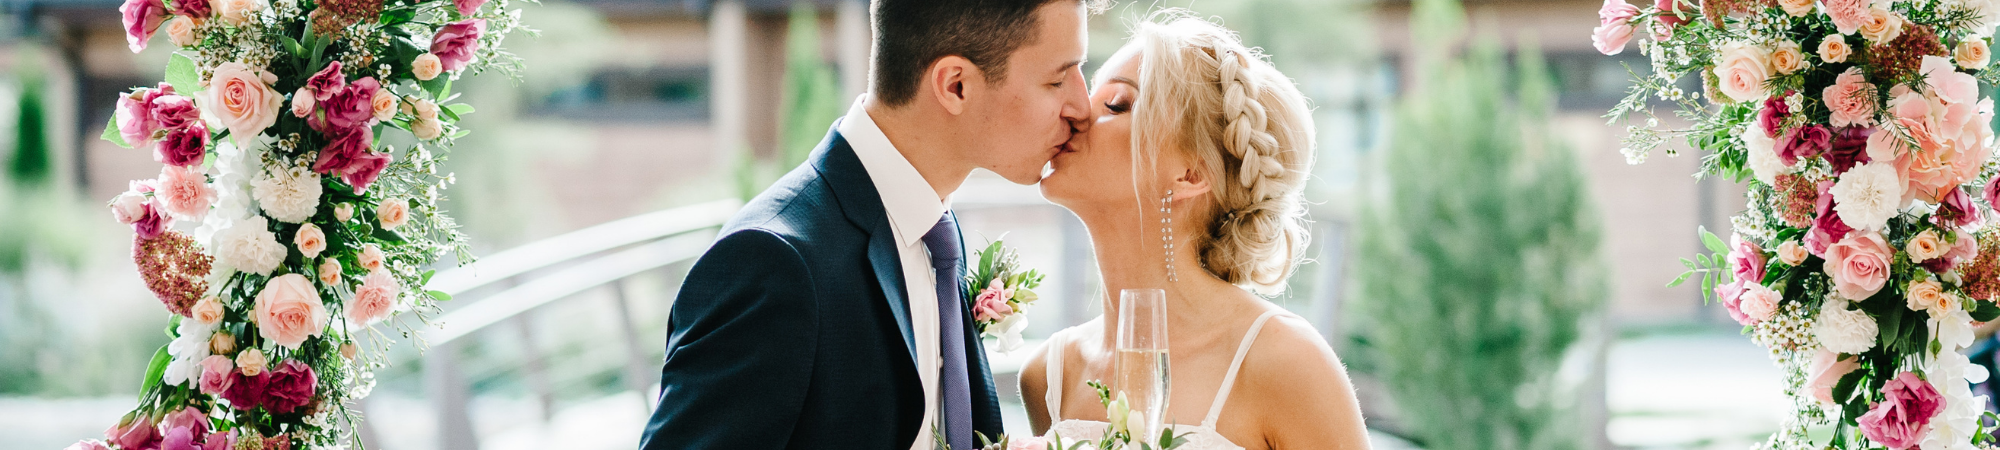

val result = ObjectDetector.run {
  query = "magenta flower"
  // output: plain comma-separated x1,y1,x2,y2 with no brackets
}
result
1758,94,1790,138
430,19,486,71
103,413,159,450
121,0,168,53
1806,180,1855,256
1857,372,1943,450
263,359,318,414
222,370,269,411
1932,187,1978,228
305,61,346,101
170,0,209,19
151,94,199,131
117,84,174,148
161,426,199,450
1776,124,1832,167
455,0,487,16
1821,127,1873,174
156,126,207,167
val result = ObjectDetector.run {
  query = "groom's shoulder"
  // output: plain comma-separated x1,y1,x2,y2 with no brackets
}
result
719,165,859,249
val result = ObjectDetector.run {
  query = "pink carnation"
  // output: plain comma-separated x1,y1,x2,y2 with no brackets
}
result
1857,372,1943,450
1826,67,1879,128
349,269,400,324
221,370,268,411
153,164,213,220
306,61,345,101
1826,0,1870,35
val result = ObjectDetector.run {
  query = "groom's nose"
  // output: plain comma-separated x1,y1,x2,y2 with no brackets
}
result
1060,71,1091,133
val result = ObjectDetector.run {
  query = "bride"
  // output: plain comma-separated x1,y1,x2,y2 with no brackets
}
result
1021,11,1370,450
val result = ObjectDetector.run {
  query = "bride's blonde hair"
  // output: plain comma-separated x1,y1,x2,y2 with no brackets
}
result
1130,11,1314,294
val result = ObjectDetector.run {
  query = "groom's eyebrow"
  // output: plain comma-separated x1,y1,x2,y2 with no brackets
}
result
1057,59,1085,74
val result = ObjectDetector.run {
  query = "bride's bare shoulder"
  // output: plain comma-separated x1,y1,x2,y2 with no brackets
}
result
1238,313,1371,447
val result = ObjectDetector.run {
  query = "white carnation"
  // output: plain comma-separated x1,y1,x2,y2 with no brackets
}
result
197,140,260,248
252,164,322,223
214,215,286,275
1743,125,1792,185
1829,162,1904,232
1814,300,1879,354
164,319,214,387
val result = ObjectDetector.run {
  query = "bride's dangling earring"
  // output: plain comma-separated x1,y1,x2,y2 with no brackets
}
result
1162,189,1177,283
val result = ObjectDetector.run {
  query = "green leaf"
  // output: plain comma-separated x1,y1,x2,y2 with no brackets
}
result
1667,271,1692,287
381,7,416,25
427,290,452,301
372,225,406,243
279,35,305,59
1831,360,1863,403
1974,300,2000,322
1700,226,1730,255
101,114,130,148
444,103,474,118
420,269,437,287
140,344,171,394
165,53,199,94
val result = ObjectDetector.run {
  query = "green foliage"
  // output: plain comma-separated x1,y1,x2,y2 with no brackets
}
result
1668,226,1736,304
8,74,50,184
737,4,848,201
1350,0,1607,448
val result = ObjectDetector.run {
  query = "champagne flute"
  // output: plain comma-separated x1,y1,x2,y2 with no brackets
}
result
1116,288,1170,439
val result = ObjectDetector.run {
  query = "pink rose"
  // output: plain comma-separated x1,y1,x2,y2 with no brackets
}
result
412,53,443,81
1826,68,1879,128
349,270,400,324
156,126,208,167
1776,124,1831,167
1728,234,1766,283
1827,0,1870,34
205,63,282,147
1736,283,1780,324
262,359,317,414
190,295,223,324
311,125,391,193
64,440,111,450
155,164,214,220
972,287,1011,323
1932,187,1978,228
198,354,235,395
290,88,314,118
151,94,199,131
1717,280,1751,324
1592,21,1634,55
161,426,198,450
221,370,268,411
430,19,485,72
117,84,172,148
1808,350,1861,404
253,274,327,350
171,0,209,18
1007,436,1049,450
454,0,485,15
305,61,344,101
105,414,160,450
122,0,168,52
1714,42,1772,103
134,200,172,239
160,406,209,438
1858,371,1943,450
1826,231,1893,300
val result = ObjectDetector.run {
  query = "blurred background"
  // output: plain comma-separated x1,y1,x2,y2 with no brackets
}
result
0,0,1783,449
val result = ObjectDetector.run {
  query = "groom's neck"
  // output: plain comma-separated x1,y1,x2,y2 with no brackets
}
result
865,98,973,202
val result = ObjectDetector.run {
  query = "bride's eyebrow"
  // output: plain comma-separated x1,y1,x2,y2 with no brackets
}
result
1108,76,1139,90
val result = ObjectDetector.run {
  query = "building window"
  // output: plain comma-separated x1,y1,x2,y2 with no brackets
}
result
535,66,709,122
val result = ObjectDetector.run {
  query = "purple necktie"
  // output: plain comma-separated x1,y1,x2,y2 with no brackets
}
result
920,213,972,450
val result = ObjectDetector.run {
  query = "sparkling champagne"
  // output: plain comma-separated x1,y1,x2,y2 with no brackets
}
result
1116,347,1170,437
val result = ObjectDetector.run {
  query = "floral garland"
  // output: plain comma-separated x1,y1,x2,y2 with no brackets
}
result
70,0,523,446
1592,0,2000,447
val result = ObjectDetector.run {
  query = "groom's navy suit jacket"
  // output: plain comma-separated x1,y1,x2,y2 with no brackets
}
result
640,127,1004,449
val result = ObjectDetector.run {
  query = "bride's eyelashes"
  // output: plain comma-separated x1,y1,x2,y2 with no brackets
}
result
1105,101,1130,114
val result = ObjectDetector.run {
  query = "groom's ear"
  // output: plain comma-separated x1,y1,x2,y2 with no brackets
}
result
927,55,976,116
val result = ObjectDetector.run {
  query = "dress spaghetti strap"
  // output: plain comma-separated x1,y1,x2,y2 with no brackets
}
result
1202,311,1282,428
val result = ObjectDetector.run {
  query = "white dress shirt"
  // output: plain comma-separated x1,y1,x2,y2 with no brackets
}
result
838,96,948,450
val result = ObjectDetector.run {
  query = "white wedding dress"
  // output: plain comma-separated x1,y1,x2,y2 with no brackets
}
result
1041,310,1283,450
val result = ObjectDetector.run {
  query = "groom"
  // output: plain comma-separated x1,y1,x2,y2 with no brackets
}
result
639,0,1098,449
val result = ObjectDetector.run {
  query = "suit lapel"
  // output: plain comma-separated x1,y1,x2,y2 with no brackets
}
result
811,125,919,369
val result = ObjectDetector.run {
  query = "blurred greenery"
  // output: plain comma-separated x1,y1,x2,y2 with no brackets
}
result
1347,0,1606,447
736,3,845,201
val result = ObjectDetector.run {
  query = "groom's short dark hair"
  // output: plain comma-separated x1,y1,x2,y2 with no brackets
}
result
869,0,1106,107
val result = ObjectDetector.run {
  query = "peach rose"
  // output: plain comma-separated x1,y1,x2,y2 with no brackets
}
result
1820,34,1852,63
377,199,409,230
1908,229,1947,261
190,296,224,324
1771,41,1807,74
209,331,235,355
334,203,353,222
1906,278,1956,313
1858,8,1903,44
213,0,263,26
340,342,357,359
1778,240,1809,266
1825,231,1893,300
1779,0,1814,16
295,223,326,259
205,62,282,147
358,243,385,272
318,258,342,286
1714,42,1772,103
235,348,267,376
1809,349,1862,404
165,16,196,47
412,53,443,81
370,87,396,122
349,270,399,324
290,87,314,118
408,97,439,121
411,116,444,140
1958,39,1990,69
253,273,327,350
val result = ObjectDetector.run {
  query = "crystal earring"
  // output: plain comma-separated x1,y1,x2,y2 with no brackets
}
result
1162,189,1176,283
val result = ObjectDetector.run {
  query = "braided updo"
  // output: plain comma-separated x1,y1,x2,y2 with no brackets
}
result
1132,12,1314,294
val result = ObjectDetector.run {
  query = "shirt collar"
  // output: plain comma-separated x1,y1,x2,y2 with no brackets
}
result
839,95,948,248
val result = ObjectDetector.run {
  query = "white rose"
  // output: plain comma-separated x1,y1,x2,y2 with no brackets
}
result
111,191,148,224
